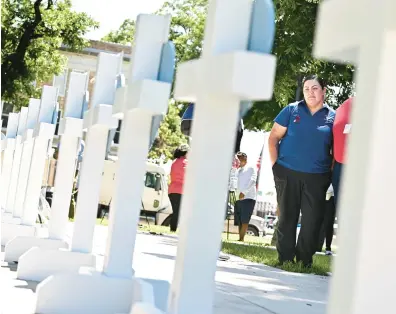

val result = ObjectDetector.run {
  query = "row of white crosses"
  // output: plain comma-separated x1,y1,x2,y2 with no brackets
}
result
31,14,176,314
4,72,93,271
1,0,276,313
314,0,396,314
1,87,58,247
1,112,19,213
12,57,120,281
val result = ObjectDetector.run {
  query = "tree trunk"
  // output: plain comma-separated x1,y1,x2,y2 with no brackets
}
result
1,0,53,96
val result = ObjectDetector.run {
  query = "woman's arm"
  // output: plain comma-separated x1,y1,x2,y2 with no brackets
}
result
268,122,287,166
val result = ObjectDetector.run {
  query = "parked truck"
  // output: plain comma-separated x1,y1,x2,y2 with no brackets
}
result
98,158,266,237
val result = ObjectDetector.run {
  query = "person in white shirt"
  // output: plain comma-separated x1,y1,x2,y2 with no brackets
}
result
235,152,257,241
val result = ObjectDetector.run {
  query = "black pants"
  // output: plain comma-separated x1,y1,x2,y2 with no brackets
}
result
169,193,182,232
332,161,343,207
317,196,336,251
273,163,331,266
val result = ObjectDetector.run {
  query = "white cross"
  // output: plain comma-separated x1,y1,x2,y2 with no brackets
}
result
9,99,40,221
21,85,58,228
168,1,276,314
103,13,172,278
5,106,28,217
1,112,19,215
314,1,396,313
32,15,174,313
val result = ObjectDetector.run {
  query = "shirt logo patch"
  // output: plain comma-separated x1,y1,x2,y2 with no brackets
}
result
325,115,334,124
293,115,300,123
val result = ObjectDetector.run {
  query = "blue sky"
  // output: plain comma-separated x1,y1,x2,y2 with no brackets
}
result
72,0,167,40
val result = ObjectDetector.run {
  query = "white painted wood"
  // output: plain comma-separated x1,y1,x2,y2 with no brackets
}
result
5,112,19,138
21,123,56,226
5,237,68,263
314,1,396,314
1,113,19,211
17,247,95,282
21,86,58,226
47,120,82,240
33,15,173,314
13,99,41,218
16,107,28,137
25,99,41,132
35,86,59,130
131,303,164,314
71,52,121,253
90,53,123,109
52,70,68,97
168,1,275,314
47,71,88,241
103,14,172,278
63,71,89,119
6,107,28,215
14,54,119,281
35,270,140,314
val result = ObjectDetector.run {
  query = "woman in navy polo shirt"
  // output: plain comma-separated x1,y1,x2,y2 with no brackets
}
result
268,75,334,267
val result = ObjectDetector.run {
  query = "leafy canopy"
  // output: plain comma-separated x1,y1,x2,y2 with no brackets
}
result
102,0,354,132
148,101,187,162
1,0,98,108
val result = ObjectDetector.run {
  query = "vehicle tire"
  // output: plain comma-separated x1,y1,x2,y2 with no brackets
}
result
247,226,259,237
161,215,172,227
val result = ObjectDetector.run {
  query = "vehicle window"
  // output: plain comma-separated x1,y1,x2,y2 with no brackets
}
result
144,172,161,190
144,172,156,189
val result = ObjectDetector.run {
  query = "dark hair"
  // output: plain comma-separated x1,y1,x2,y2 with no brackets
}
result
302,75,326,89
173,148,187,159
236,151,247,159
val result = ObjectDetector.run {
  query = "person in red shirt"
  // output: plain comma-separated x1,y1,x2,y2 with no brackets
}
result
332,97,353,206
168,144,189,232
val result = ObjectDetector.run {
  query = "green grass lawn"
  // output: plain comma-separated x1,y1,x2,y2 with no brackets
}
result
222,241,331,276
133,223,332,276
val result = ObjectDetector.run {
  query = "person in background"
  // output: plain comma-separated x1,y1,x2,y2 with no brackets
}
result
317,186,336,255
235,152,257,242
268,74,334,267
168,143,189,232
332,97,353,207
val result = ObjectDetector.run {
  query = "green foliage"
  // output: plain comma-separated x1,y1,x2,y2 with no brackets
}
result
244,0,354,130
102,18,187,160
102,0,355,132
158,0,207,64
1,0,98,108
101,19,135,45
148,102,187,161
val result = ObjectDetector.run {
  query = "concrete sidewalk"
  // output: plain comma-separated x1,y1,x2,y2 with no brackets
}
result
1,224,330,314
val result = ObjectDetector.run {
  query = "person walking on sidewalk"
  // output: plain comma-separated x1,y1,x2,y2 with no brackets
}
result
168,144,189,232
235,152,257,242
268,75,334,267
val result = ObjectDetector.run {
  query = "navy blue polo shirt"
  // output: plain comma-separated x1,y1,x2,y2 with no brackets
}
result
274,101,335,174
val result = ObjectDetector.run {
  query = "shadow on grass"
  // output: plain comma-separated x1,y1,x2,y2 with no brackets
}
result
221,242,332,276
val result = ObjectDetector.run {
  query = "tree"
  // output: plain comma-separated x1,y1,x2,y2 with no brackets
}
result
101,19,135,45
157,0,354,130
1,0,98,108
148,101,187,161
102,0,354,131
102,20,187,161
